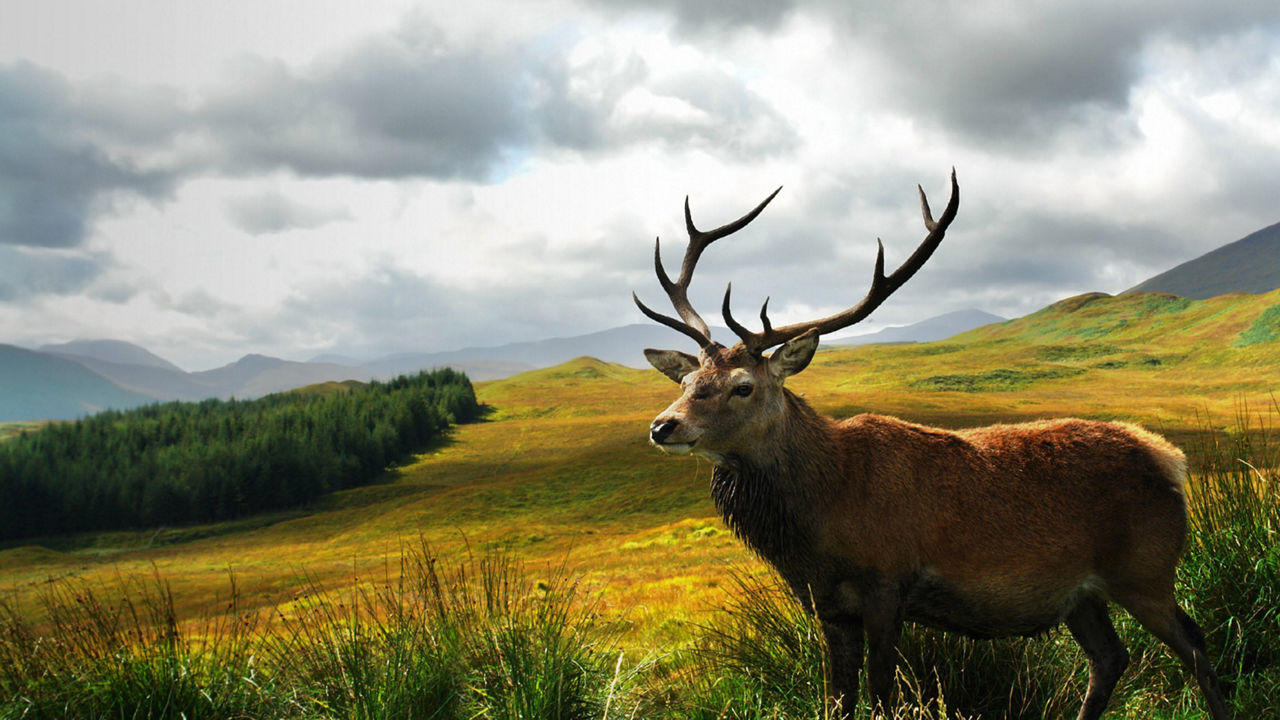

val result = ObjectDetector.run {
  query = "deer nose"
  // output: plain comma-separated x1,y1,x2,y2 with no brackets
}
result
650,419,679,444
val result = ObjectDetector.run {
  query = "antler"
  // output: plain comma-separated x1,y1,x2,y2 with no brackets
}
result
633,187,783,349
724,169,959,353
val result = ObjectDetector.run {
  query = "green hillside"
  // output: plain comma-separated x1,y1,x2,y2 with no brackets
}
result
791,289,1280,429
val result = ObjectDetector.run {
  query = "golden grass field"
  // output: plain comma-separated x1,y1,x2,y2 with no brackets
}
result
2,289,1279,649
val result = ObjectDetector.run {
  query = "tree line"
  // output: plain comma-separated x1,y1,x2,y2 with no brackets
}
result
0,369,480,540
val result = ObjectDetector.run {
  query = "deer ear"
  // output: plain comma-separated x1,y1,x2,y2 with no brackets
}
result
768,329,819,380
644,348,701,384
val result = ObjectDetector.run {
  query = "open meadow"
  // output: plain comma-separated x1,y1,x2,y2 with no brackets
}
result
2,290,1279,718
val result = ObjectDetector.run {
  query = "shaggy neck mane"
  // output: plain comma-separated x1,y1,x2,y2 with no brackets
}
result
709,390,840,563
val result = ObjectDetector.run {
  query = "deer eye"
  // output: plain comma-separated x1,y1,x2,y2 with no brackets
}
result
732,383,753,397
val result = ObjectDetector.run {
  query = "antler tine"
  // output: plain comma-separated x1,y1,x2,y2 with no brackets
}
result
721,285,778,345
639,187,783,349
721,283,754,344
650,235,712,340
737,169,959,353
686,186,783,248
632,292,712,348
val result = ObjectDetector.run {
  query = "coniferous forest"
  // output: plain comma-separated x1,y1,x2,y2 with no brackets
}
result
0,369,479,540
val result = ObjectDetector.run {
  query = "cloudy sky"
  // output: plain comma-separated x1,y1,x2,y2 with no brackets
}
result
2,1,1278,370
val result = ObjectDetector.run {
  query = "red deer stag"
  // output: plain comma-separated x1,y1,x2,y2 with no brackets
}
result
633,170,1231,720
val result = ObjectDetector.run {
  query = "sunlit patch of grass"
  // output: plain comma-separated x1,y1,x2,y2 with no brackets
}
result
0,421,47,443
909,366,1086,393
1234,303,1280,347
1034,343,1124,361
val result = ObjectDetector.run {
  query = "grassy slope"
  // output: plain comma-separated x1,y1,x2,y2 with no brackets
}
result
2,291,1279,644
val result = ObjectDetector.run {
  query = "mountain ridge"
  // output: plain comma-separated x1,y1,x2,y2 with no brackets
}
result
1,309,998,421
1125,220,1280,298
6,287,1271,423
0,345,156,422
829,309,1005,346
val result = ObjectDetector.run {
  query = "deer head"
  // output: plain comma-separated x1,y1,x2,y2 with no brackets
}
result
635,170,959,462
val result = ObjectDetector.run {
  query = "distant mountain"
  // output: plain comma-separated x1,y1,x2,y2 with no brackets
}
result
362,324,729,378
51,354,217,401
309,353,364,366
0,310,1006,421
191,354,366,398
0,344,155,422
0,349,371,421
1125,220,1280,299
39,339,184,373
828,309,1006,346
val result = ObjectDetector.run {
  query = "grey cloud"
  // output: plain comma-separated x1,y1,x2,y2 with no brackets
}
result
0,246,105,301
4,16,798,249
912,214,1185,310
1,21,796,264
87,281,141,304
539,49,797,159
168,289,239,319
0,63,179,248
588,0,798,34
225,192,352,235
196,21,796,179
198,44,531,181
827,1,1280,150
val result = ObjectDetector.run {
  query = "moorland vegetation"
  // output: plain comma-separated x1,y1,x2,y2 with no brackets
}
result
1,290,1279,718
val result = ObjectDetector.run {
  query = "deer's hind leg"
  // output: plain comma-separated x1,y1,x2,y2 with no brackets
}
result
1112,587,1232,720
1064,595,1129,720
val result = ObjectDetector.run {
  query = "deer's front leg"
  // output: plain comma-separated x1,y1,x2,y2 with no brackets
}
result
822,617,864,719
862,582,904,716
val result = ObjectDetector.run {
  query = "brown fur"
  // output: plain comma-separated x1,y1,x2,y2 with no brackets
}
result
645,343,1230,719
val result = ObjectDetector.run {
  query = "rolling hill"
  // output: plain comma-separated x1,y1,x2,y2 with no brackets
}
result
1125,220,1280,298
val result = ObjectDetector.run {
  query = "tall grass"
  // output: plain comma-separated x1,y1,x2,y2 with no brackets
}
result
638,572,833,720
1176,401,1280,717
0,572,273,719
271,542,624,720
0,544,626,720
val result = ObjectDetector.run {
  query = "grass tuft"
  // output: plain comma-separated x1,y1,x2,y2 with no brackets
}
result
0,571,274,720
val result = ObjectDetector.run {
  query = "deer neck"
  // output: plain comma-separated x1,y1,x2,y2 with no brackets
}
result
709,389,841,562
